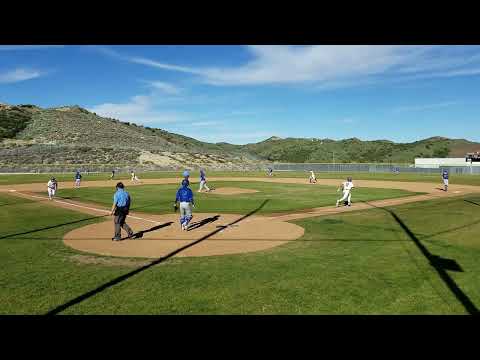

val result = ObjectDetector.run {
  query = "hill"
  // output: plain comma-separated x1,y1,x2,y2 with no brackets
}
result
243,136,480,163
1,103,480,170
0,103,262,171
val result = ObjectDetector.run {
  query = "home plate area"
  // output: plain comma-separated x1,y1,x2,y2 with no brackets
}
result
63,213,304,258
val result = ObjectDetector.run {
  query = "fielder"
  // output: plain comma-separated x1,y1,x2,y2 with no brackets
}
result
336,177,355,207
47,177,58,200
442,169,449,192
174,179,195,231
267,167,273,177
74,171,82,187
309,170,317,184
131,171,141,183
110,169,116,180
198,168,211,192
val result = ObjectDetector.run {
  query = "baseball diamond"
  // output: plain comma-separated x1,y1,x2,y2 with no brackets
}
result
3,45,480,316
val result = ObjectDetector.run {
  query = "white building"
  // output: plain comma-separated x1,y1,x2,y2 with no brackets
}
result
414,158,480,168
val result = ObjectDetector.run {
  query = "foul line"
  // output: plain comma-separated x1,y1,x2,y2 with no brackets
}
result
12,191,162,225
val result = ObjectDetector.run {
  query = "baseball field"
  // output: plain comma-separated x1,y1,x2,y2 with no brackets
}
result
1,171,480,314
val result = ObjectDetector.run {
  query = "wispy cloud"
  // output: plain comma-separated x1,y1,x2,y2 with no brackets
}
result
144,80,183,95
0,45,64,51
393,101,461,113
89,94,186,124
190,121,223,127
0,68,43,84
94,45,480,88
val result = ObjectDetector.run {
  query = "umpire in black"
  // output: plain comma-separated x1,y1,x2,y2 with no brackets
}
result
110,182,135,241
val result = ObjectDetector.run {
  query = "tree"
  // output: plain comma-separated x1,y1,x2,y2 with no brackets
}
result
433,147,449,158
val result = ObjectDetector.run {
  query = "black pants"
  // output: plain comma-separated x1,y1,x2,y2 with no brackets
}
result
114,208,133,239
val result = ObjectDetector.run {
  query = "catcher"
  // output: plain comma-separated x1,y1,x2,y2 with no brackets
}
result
336,176,354,207
174,179,195,231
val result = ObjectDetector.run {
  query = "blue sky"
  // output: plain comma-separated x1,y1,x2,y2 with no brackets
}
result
1,45,480,144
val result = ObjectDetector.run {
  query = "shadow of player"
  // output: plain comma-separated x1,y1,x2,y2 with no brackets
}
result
119,221,173,241
187,215,220,231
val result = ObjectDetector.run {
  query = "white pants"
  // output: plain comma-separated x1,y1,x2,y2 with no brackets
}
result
443,179,449,186
75,179,81,186
48,188,56,198
199,180,210,192
179,202,193,226
338,190,351,204
309,176,316,183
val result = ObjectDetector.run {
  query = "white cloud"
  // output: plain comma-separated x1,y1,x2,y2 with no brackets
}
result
393,101,461,113
191,121,223,127
89,94,185,124
145,81,183,95
0,68,43,84
130,57,203,75
97,45,480,88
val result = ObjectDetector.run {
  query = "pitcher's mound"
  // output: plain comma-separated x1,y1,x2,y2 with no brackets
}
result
63,213,304,258
207,187,259,195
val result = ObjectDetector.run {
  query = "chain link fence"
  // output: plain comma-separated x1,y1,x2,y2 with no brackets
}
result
271,163,480,175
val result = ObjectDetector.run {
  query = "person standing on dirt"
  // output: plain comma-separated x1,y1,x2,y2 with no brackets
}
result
110,182,135,241
442,169,449,192
174,179,195,231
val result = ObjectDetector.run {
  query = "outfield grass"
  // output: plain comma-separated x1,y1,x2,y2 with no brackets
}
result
55,181,419,215
1,191,480,314
2,170,480,186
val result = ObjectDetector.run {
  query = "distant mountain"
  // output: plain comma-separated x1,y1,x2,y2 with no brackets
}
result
1,103,479,169
242,135,480,163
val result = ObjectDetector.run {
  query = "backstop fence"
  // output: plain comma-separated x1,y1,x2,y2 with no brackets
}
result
271,163,480,175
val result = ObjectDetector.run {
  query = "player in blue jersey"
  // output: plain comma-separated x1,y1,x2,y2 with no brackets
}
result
442,169,449,192
74,170,82,188
174,179,195,231
198,168,211,192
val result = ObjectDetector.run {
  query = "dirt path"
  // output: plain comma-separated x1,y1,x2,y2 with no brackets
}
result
3,177,479,259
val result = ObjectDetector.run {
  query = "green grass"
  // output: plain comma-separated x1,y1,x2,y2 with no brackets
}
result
2,191,480,314
2,170,480,186
55,181,419,215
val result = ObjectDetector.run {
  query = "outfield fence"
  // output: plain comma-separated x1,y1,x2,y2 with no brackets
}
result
271,163,480,175
0,163,267,174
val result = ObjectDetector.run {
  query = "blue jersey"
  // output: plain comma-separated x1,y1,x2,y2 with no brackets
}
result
176,187,194,203
200,170,206,181
75,172,82,180
442,171,449,180
113,189,131,208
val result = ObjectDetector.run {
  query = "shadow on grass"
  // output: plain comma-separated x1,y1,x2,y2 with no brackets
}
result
366,202,479,315
464,199,480,207
0,214,109,240
45,199,269,315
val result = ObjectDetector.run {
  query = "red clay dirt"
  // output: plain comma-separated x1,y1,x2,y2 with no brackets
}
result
2,177,479,259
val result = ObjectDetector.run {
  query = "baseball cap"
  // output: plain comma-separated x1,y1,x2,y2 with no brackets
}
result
183,170,190,177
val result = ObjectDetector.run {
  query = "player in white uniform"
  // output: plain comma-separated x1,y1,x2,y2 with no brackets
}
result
198,168,211,192
131,171,141,183
309,170,317,184
336,177,354,207
47,177,58,200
